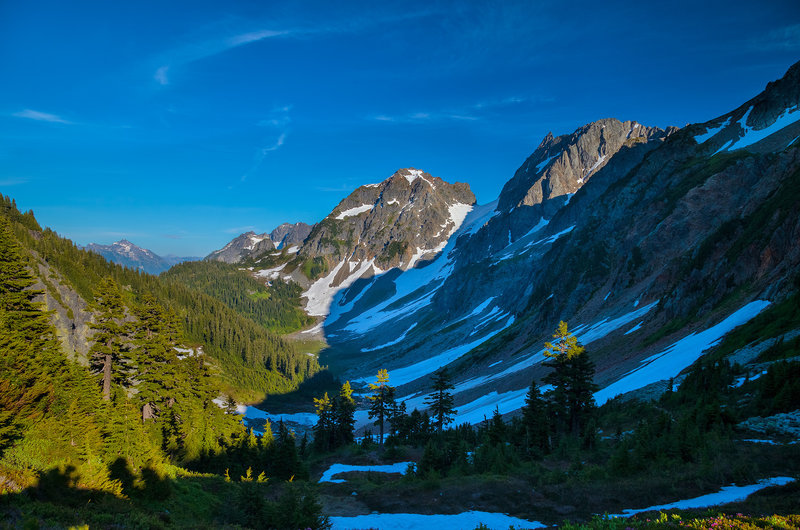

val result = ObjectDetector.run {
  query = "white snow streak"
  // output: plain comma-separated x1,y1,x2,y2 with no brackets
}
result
330,511,545,530
609,477,795,517
594,300,771,405
694,117,731,144
335,204,373,220
319,462,414,483
361,323,418,352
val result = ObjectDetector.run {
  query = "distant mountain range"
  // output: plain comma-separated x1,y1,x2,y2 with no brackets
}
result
86,239,199,275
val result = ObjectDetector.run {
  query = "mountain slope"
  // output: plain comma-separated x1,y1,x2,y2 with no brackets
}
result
317,61,800,421
86,239,198,274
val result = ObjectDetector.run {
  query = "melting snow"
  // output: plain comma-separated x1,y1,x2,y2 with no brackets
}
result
361,323,418,352
305,260,375,316
286,245,300,254
403,169,424,184
609,477,795,517
319,462,414,483
535,153,558,173
330,511,545,530
594,300,771,405
693,116,731,144
624,321,644,335
255,263,287,280
729,104,800,151
335,204,374,220
386,198,400,205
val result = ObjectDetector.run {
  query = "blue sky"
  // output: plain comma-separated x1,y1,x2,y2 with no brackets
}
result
1,0,799,256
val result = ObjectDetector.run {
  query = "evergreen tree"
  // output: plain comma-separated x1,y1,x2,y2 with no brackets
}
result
542,321,597,439
88,277,132,401
423,368,457,432
521,379,550,456
367,369,395,445
333,381,356,447
313,392,334,452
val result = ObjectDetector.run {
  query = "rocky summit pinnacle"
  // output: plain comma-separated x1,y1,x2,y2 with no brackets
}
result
497,118,672,213
299,168,476,273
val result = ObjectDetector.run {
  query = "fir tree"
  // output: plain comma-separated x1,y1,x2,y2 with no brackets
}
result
333,381,356,447
367,369,395,445
521,379,550,456
542,321,597,439
423,368,457,432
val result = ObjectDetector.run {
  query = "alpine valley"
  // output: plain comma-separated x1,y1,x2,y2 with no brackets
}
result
2,62,800,529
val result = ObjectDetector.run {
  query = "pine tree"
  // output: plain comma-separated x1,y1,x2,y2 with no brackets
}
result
542,321,597,439
88,277,132,401
423,368,457,432
367,369,395,445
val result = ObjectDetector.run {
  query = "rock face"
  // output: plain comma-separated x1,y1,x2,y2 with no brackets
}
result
270,222,313,250
299,168,475,272
206,223,314,263
205,231,275,263
86,240,197,275
497,118,670,214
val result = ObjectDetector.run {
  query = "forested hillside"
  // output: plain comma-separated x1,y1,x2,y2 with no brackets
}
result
0,195,319,400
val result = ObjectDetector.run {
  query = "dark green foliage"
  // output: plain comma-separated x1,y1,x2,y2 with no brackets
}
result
163,260,313,334
301,256,329,280
520,379,551,457
0,193,320,398
423,368,457,432
381,240,408,262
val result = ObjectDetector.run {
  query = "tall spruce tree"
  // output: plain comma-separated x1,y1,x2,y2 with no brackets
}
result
88,278,132,401
542,321,597,439
333,381,356,447
521,379,551,456
367,369,395,445
424,368,457,432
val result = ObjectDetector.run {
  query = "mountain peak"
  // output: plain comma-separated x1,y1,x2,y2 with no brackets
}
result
497,118,670,212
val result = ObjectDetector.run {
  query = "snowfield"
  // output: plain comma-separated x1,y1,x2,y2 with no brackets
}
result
610,477,795,517
319,462,414,483
595,300,770,405
335,204,374,220
330,511,545,529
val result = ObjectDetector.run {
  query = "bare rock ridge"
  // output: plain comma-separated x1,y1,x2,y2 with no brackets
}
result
206,222,313,264
299,168,475,271
497,118,671,213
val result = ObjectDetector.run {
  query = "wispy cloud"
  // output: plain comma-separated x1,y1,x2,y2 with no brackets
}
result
153,28,292,85
370,95,536,124
240,106,291,182
749,24,800,51
13,109,72,124
315,184,360,193
224,226,256,234
154,66,170,85
0,177,29,186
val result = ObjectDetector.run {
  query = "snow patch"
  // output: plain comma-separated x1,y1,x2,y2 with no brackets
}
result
335,204,373,220
694,116,731,144
535,154,558,174
319,462,414,484
255,263,287,280
330,511,545,530
304,260,375,316
728,104,800,151
624,321,644,335
609,477,795,517
361,323,418,352
594,300,771,405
